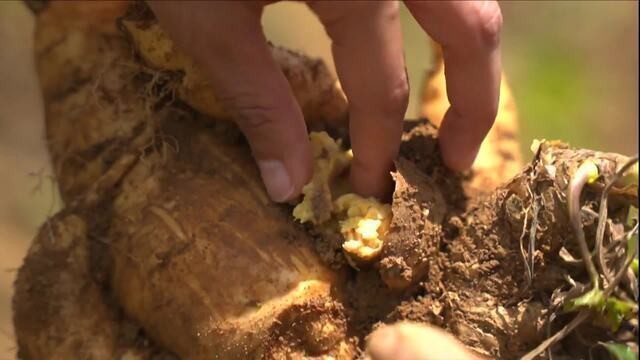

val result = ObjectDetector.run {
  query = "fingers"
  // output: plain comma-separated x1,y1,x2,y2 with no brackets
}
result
405,1,503,171
365,322,481,360
149,1,312,202
309,1,409,200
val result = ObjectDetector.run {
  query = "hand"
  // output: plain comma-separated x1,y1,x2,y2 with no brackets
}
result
365,322,482,360
148,1,502,202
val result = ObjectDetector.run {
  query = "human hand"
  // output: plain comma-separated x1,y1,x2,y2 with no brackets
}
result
365,322,482,360
148,1,502,202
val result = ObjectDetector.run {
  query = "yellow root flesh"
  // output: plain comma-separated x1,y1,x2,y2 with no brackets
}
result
292,132,391,265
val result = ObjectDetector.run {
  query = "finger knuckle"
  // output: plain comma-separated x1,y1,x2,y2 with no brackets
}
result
222,96,282,132
377,1,401,22
378,76,410,119
235,108,276,131
473,1,503,48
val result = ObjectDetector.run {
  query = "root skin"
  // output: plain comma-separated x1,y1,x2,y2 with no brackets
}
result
13,213,162,360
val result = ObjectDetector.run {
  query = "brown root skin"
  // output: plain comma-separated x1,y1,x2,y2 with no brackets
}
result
109,115,351,359
12,212,164,360
34,1,149,203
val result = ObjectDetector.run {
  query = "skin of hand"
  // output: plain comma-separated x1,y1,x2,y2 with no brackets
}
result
148,1,502,202
365,321,482,360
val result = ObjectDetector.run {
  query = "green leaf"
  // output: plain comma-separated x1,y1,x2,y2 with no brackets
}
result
625,206,637,266
564,291,637,331
621,163,639,188
563,287,605,313
603,297,637,331
600,342,637,360
627,206,638,227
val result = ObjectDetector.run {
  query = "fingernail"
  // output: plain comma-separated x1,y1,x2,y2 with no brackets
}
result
258,160,295,202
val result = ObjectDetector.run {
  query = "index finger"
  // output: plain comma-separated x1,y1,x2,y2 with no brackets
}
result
405,0,503,171
309,1,409,200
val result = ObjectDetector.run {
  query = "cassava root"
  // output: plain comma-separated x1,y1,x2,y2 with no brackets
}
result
13,2,637,359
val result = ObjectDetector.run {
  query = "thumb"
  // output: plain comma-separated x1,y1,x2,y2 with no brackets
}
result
365,322,481,360
150,1,312,202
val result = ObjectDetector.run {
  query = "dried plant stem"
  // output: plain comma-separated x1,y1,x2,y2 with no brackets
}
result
520,311,591,360
567,162,601,288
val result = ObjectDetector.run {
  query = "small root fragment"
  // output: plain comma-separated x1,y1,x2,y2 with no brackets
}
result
526,198,541,286
334,194,391,264
292,132,392,268
148,205,187,241
293,132,351,225
519,201,533,287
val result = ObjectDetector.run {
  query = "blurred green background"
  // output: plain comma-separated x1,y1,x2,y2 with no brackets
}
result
0,1,637,358
263,1,639,155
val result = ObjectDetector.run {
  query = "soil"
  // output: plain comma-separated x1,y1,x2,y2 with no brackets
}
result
23,109,630,358
301,117,636,359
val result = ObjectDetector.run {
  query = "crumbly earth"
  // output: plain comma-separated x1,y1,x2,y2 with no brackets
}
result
13,2,638,360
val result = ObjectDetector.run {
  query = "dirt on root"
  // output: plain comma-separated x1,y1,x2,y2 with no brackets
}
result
16,87,636,359
292,119,517,357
